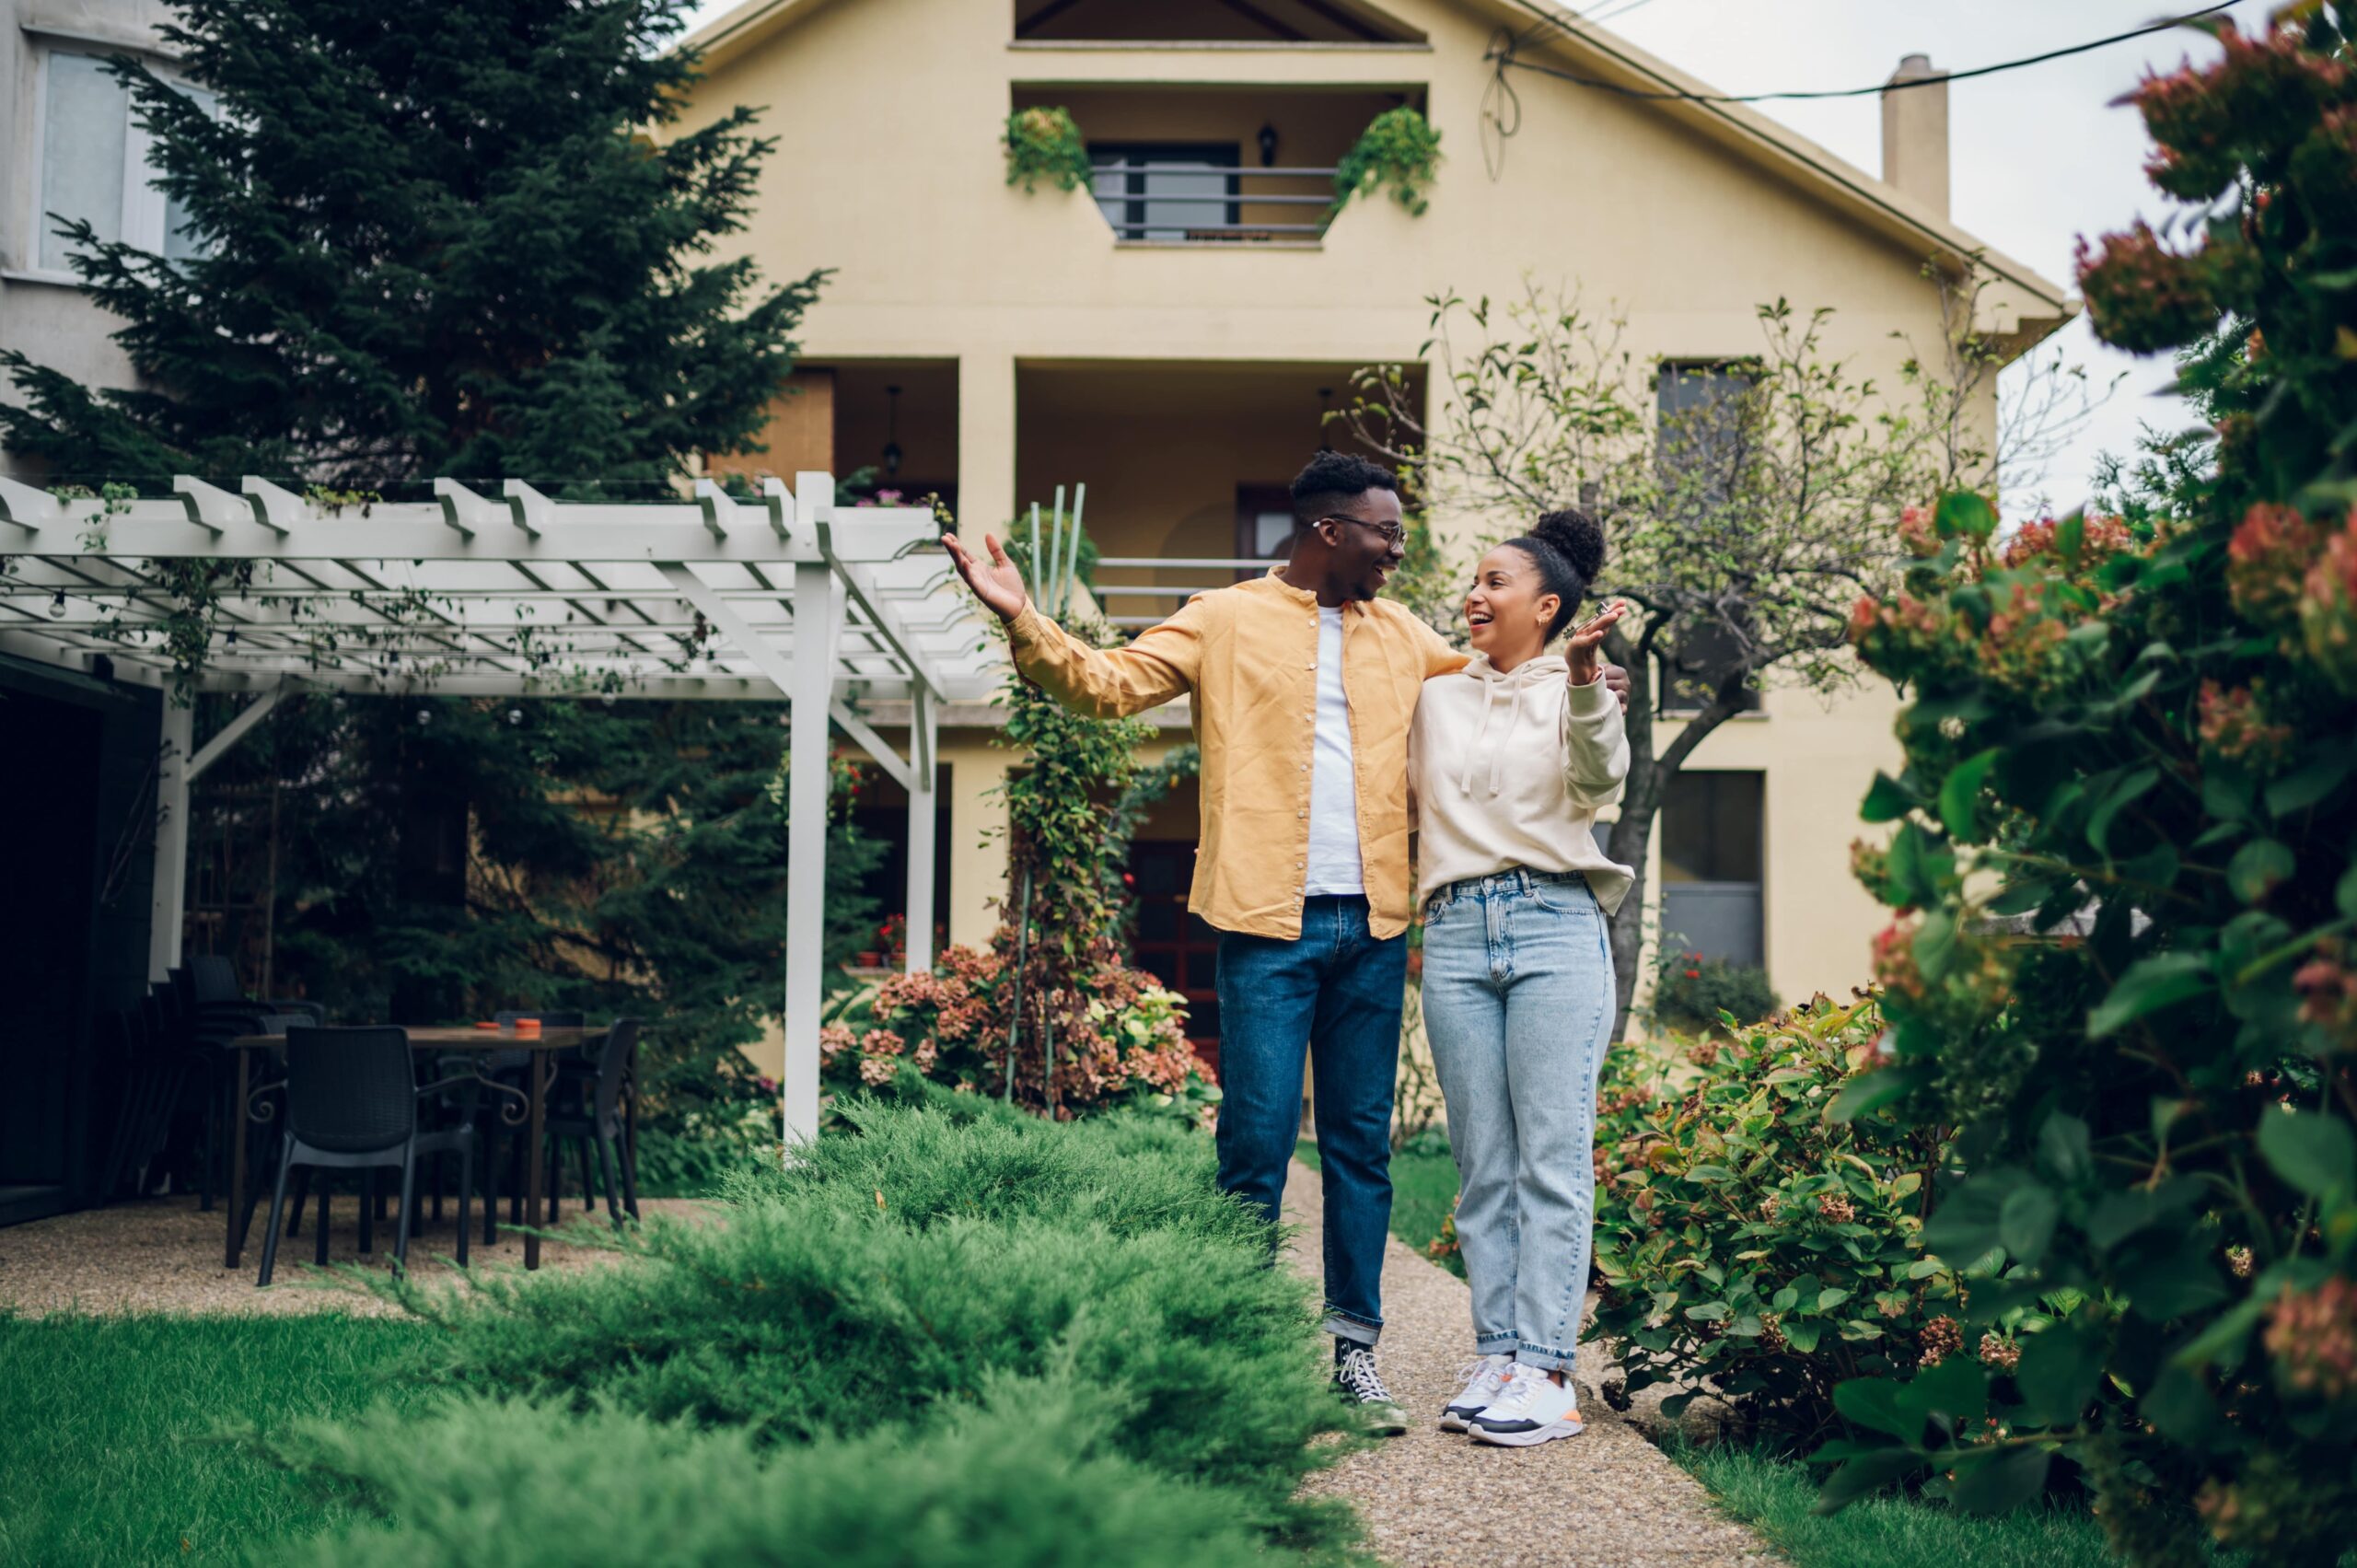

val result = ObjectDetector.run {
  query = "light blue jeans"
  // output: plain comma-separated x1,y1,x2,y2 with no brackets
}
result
1420,868,1615,1373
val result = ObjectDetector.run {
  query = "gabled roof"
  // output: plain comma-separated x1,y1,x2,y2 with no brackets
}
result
679,0,2073,344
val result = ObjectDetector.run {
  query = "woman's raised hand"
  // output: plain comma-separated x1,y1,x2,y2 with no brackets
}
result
941,532,1031,623
1564,600,1629,687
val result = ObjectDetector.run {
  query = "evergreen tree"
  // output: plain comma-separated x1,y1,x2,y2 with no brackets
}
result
1,0,820,493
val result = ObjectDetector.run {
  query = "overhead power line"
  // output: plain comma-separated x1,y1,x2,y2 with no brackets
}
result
1492,1,2240,104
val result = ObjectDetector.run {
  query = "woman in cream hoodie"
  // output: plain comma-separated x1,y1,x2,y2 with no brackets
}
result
1409,506,1630,1448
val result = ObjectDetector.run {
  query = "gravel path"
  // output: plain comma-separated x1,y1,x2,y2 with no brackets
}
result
0,1192,710,1317
1284,1160,1780,1568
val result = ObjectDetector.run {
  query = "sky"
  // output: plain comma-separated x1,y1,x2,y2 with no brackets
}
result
682,0,2274,520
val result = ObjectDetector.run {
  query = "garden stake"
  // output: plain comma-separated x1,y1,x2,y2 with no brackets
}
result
1003,866,1032,1103
1062,483,1086,610
1046,487,1067,616
1039,986,1056,1116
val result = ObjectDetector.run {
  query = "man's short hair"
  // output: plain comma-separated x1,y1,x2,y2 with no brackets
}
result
1289,451,1399,529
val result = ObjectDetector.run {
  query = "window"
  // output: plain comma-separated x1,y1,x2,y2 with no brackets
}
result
34,47,215,273
1088,143,1239,241
1655,362,1763,714
1659,770,1764,967
1235,484,1296,565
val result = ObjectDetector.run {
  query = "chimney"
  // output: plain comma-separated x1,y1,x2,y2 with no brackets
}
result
1881,53,1950,219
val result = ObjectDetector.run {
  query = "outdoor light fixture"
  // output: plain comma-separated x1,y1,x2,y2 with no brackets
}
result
882,384,903,477
1258,122,1279,166
507,708,524,726
416,709,431,726
48,590,66,619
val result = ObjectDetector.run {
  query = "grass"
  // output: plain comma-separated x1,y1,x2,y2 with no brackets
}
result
1296,1133,1464,1277
1667,1442,2121,1568
0,1313,430,1564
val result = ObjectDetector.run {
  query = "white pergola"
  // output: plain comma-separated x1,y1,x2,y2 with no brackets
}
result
0,470,1003,1145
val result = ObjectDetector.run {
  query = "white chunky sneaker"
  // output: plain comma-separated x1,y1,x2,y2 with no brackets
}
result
1440,1354,1515,1433
1468,1363,1585,1446
1333,1344,1409,1436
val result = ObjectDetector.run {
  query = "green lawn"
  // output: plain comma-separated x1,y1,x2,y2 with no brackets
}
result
0,1314,429,1565
1297,1135,1463,1277
1670,1443,2120,1568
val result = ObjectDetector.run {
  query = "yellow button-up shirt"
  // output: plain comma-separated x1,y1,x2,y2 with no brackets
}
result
1006,568,1468,941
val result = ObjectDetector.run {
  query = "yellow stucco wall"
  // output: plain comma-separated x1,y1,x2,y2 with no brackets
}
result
681,0,2044,1017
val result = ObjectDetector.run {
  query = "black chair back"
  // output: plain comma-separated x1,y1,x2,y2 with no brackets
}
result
190,955,244,1005
284,1027,416,1154
591,1019,642,1122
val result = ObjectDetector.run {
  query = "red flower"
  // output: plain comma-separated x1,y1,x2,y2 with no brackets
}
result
1684,969,1701,980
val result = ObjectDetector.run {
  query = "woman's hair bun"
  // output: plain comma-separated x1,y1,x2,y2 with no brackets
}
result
1530,507,1606,585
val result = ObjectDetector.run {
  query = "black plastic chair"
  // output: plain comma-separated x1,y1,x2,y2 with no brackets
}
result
469,1011,587,1244
256,1027,474,1286
542,1018,642,1225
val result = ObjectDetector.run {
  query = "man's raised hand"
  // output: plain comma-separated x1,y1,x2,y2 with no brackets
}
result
941,532,1030,623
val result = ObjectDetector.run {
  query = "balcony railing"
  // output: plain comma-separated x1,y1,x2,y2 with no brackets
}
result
1089,165,1339,244
1094,557,1268,627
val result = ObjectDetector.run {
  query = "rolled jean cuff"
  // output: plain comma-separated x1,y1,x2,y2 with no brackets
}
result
1474,1331,1518,1355
1515,1345,1577,1373
1325,1307,1381,1346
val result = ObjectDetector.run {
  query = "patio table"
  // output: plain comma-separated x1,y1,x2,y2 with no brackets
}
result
224,1027,599,1272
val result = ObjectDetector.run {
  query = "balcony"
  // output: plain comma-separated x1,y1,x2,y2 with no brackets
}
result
1010,86,1422,248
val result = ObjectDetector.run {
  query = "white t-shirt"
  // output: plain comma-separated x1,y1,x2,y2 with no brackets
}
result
1304,607,1364,897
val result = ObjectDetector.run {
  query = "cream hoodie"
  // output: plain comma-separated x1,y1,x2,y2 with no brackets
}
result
1408,651,1633,914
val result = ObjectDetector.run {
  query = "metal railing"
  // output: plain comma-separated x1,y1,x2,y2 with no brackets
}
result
1089,164,1339,243
1093,556,1269,627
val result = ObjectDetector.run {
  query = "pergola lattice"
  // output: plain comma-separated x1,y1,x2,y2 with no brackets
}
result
0,470,1004,1144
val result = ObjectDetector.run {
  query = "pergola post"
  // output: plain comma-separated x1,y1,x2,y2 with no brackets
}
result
783,554,837,1151
149,701,193,981
904,685,937,974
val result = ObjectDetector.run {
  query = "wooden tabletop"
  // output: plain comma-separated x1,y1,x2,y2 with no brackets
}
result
228,1026,599,1051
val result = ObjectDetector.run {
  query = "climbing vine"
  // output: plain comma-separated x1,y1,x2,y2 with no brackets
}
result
1332,105,1442,218
1003,105,1093,194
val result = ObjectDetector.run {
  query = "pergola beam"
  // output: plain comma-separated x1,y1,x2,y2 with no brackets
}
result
186,689,284,781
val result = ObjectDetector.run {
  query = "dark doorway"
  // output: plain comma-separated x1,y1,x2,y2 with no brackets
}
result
0,658,160,1225
1128,840,1221,1078
848,765,953,964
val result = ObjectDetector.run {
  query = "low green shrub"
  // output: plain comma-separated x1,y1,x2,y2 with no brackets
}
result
372,1096,1347,1542
1588,997,1967,1440
268,1379,1300,1568
738,1087,1265,1249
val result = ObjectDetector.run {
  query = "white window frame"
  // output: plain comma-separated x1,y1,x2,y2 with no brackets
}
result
21,40,210,283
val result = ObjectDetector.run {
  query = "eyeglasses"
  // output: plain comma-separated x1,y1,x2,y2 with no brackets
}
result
1314,514,1408,549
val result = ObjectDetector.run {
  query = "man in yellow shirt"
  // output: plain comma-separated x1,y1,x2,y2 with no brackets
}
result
945,452,1622,1433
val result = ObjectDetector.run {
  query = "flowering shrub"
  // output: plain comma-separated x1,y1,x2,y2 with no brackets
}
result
1821,15,2357,1558
822,944,1213,1123
1645,945,1781,1037
1587,997,1969,1438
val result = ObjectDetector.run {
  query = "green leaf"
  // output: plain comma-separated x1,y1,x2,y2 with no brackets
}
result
1903,1357,1990,1430
1783,1318,1823,1353
1817,1287,1854,1312
1935,491,1999,541
1685,1302,1732,1322
1826,1063,1931,1123
2138,1364,2216,1447
2036,1113,2093,1185
1861,772,1916,824
2118,1245,2231,1322
1950,1447,2053,1516
2257,1108,2357,1201
2266,749,2354,817
2340,863,2357,922
2014,1326,2103,1429
1938,749,2000,840
2226,839,2295,904
2087,952,2214,1039
2172,1293,2270,1372
1999,1185,2059,1263
1833,1377,1918,1442
1913,908,1959,982
2087,767,2159,856
1771,1286,1801,1311
1817,1450,1925,1514
1686,1165,1736,1183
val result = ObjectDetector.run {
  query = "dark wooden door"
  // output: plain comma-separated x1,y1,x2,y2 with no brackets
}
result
1127,840,1222,1079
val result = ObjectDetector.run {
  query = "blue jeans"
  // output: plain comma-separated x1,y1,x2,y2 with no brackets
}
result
1420,869,1615,1372
1214,895,1406,1345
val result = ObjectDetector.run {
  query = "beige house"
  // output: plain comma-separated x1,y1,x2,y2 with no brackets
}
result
679,0,2070,1070
678,0,2073,1071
